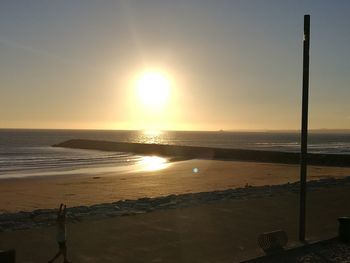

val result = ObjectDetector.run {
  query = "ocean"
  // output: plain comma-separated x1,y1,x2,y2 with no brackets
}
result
0,129,349,179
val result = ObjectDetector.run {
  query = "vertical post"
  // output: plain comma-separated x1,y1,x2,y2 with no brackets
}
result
299,14,310,242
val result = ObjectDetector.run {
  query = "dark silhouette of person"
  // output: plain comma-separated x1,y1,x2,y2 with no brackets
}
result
48,203,72,263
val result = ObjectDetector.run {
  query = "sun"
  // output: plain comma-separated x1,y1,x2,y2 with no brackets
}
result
136,71,170,109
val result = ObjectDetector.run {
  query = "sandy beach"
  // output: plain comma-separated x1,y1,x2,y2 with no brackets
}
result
1,159,350,213
1,159,350,262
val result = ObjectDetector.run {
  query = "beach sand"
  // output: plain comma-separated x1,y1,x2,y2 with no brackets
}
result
0,159,349,213
1,160,350,262
1,184,350,262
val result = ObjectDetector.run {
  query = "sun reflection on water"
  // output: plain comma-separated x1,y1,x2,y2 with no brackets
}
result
139,130,164,144
138,156,169,171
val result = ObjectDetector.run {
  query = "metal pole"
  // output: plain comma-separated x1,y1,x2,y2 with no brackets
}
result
299,14,310,242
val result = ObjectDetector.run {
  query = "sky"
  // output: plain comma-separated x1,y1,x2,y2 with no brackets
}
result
0,0,349,131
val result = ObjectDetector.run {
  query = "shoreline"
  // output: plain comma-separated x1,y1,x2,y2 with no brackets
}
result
2,176,350,232
0,153,186,180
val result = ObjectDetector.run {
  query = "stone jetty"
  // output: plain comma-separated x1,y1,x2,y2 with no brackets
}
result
53,139,350,167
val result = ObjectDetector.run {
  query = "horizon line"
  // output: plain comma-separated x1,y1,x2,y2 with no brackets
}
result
1,127,350,133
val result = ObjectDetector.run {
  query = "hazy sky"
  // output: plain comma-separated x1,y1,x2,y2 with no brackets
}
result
1,0,349,131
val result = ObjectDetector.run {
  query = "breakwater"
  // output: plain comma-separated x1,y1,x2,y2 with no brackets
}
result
53,139,350,167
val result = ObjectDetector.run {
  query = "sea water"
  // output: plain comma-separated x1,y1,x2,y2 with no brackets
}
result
0,129,349,179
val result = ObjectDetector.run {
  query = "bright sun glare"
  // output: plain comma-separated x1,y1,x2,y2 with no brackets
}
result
136,71,170,109
138,156,169,171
